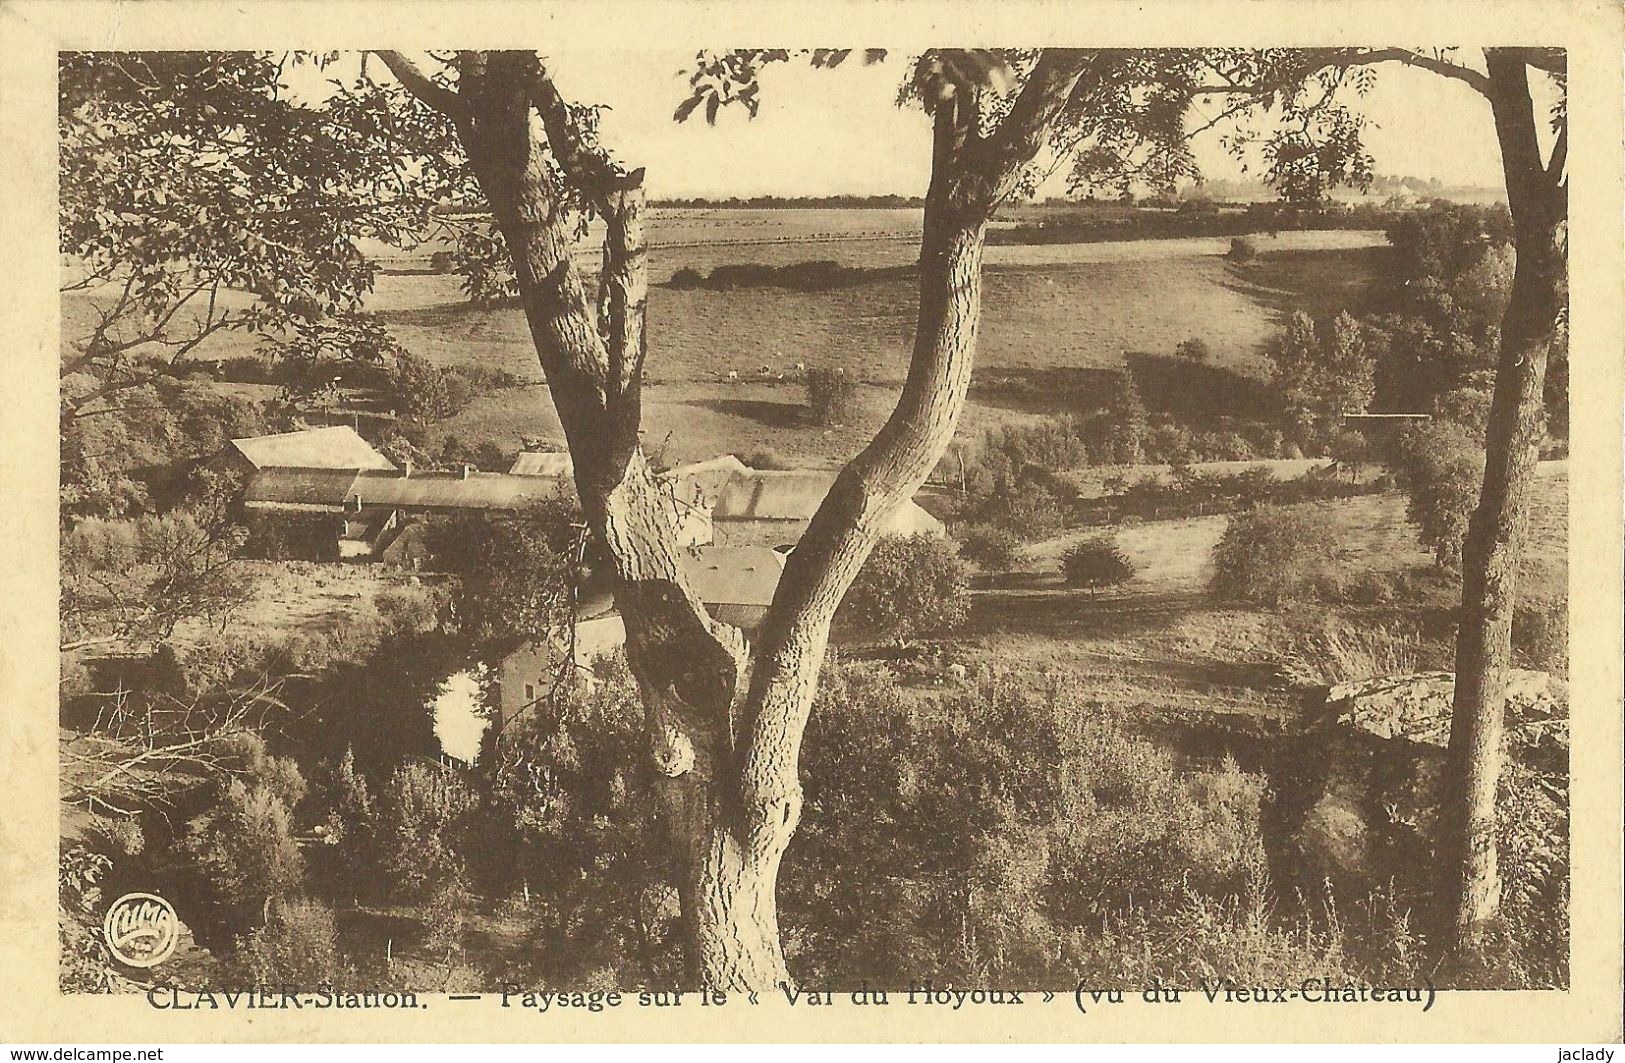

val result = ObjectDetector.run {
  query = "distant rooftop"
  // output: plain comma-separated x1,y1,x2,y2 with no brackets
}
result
229,425,395,472
712,470,842,522
712,468,944,537
661,454,749,506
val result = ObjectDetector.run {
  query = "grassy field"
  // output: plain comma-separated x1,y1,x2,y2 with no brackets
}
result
62,210,1387,468
377,234,1385,464
955,463,1568,721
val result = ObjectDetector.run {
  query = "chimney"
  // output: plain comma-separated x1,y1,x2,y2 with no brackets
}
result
403,459,412,479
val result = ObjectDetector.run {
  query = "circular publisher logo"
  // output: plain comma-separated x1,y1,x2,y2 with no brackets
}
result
103,892,179,968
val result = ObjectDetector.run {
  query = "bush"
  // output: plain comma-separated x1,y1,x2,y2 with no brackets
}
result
739,446,795,471
957,523,1024,571
1061,537,1135,596
668,266,704,289
785,664,1302,988
1210,505,1325,605
378,762,479,902
805,367,859,426
177,778,307,943
1228,236,1258,263
227,898,355,989
244,511,341,562
388,352,477,422
1390,418,1484,569
1175,337,1211,362
972,475,1066,540
1513,593,1567,674
838,534,969,642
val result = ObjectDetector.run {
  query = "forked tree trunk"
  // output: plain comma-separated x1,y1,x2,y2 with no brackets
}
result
1445,51,1566,952
389,48,1093,990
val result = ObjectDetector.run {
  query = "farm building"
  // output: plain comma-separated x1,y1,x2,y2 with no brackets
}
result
344,467,569,515
675,545,786,630
219,424,396,475
710,469,945,548
239,459,574,562
492,544,787,731
494,590,628,732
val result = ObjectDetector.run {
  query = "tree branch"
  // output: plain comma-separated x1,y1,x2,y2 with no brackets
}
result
1328,47,1491,96
375,51,466,117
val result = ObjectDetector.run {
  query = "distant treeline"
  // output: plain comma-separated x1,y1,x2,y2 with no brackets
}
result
666,260,909,292
987,200,1411,246
652,194,927,209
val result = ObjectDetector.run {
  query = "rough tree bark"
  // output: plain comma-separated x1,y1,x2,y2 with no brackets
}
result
1444,49,1567,952
379,48,1094,989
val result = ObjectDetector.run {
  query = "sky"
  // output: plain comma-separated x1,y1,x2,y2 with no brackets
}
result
541,51,1514,198
310,50,1518,200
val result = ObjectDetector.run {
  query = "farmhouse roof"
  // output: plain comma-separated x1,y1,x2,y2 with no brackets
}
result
711,469,945,537
229,425,395,472
678,546,785,609
661,454,750,506
712,470,841,522
509,451,574,478
346,469,565,511
243,468,361,508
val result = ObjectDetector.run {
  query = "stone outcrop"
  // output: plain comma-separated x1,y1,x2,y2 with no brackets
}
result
1265,670,1568,898
1309,669,1567,756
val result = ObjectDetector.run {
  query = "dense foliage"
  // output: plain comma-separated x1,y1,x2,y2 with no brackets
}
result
838,534,971,642
1061,536,1135,595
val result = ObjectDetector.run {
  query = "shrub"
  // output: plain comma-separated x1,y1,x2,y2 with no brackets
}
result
974,476,1066,539
378,762,479,902
1513,593,1567,674
1198,429,1260,462
177,778,307,943
1091,372,1148,464
375,584,445,637
1061,537,1135,596
838,534,970,642
244,511,341,562
668,266,704,289
739,446,795,471
957,523,1024,571
388,351,475,422
1175,337,1211,362
227,898,354,989
1390,418,1484,569
786,665,1292,988
1210,505,1324,605
1227,236,1258,263
805,366,859,425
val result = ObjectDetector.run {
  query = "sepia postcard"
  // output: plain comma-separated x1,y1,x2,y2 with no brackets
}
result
0,0,1620,1046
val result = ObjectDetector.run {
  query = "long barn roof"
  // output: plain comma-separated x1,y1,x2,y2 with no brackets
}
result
346,469,565,510
229,425,395,472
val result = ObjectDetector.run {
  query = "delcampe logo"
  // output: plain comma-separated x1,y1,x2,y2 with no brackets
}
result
102,892,179,969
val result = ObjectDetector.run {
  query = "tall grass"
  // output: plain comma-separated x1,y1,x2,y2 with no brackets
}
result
1279,618,1424,687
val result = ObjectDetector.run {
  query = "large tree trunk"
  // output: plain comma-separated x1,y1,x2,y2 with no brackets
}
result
1445,50,1566,953
394,48,1092,989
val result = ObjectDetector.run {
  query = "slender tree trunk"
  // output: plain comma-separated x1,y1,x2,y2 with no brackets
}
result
1445,51,1566,953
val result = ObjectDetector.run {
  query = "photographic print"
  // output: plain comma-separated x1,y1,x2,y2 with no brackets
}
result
3,0,1621,1046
